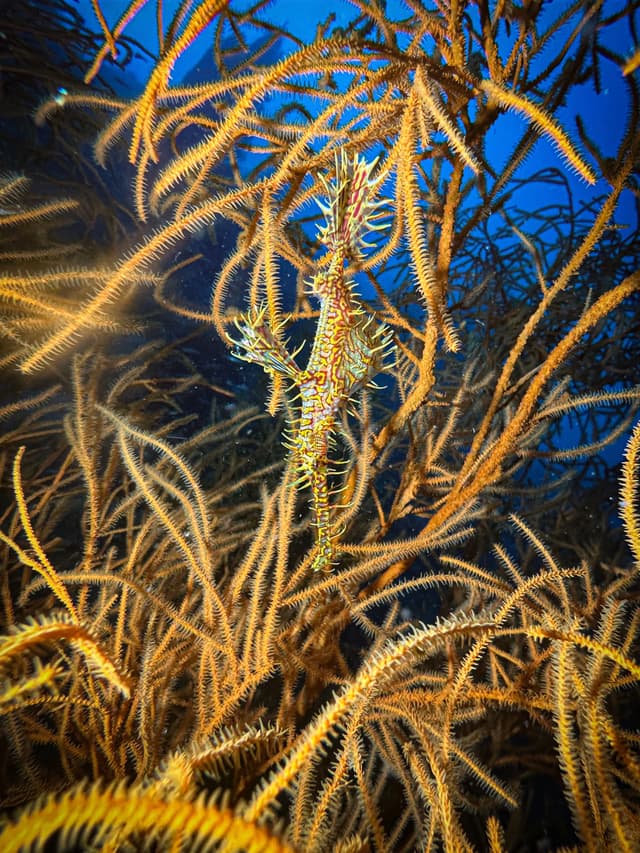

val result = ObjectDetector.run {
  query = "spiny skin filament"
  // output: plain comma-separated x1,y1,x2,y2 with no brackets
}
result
230,151,394,571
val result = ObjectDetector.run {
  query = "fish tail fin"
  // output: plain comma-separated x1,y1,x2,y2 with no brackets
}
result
317,150,387,258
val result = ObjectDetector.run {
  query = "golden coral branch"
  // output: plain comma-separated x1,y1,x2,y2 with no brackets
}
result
0,780,297,853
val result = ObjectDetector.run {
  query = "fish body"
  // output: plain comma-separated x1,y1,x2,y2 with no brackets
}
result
231,152,393,570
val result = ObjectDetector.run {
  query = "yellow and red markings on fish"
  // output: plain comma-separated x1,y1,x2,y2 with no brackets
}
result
230,151,394,570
